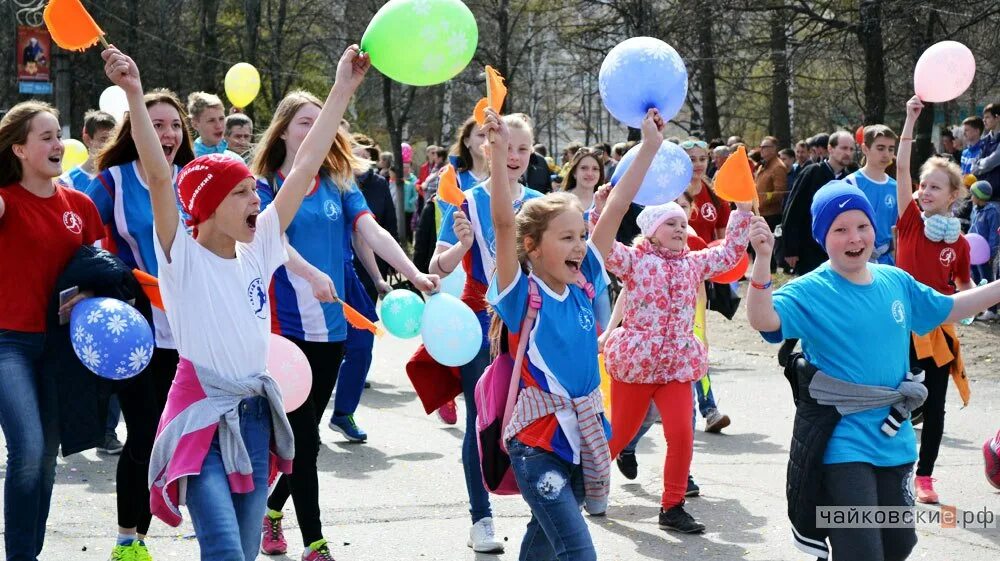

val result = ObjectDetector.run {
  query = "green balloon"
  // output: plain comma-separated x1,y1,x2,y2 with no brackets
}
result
361,0,478,86
380,289,425,339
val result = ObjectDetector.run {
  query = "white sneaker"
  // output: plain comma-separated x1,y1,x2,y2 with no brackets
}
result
977,310,998,321
467,517,504,553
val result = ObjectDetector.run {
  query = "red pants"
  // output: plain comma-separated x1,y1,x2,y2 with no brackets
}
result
608,379,693,508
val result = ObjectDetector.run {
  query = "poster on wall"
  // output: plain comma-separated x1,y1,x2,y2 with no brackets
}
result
17,26,52,82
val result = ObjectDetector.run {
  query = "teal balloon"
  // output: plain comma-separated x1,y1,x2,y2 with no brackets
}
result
360,0,478,86
381,289,425,339
439,266,466,298
421,293,482,367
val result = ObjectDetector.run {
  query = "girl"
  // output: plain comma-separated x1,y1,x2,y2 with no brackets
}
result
84,86,196,560
683,139,730,243
896,96,974,504
593,129,753,534
116,43,367,561
253,91,437,561
561,148,604,213
450,117,490,191
429,113,542,553
0,102,104,561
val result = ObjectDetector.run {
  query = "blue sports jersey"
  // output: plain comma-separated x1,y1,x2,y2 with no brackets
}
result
488,241,611,464
845,170,897,264
764,263,952,466
449,154,485,191
59,165,95,192
258,174,372,343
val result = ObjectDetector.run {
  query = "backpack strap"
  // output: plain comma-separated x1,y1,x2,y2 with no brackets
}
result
500,278,541,439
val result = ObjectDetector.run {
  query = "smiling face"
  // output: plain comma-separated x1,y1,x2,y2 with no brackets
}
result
527,208,588,287
572,154,601,192
825,209,874,277
500,126,533,185
281,103,321,162
149,102,184,165
686,146,710,179
918,168,960,216
192,106,226,146
862,136,896,172
15,111,63,180
204,177,261,244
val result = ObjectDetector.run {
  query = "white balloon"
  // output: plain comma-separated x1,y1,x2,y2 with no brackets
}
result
438,266,467,298
99,86,128,123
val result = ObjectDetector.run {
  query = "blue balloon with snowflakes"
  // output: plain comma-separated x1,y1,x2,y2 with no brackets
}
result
70,297,154,380
610,140,693,206
420,293,482,367
599,37,688,128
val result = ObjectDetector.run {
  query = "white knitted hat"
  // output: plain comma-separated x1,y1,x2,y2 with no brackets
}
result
636,202,688,237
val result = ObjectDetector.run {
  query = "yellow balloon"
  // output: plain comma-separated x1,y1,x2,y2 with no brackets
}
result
964,174,978,187
225,63,261,109
62,139,88,172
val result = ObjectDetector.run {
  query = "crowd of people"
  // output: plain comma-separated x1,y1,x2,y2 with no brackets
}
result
2,40,1000,561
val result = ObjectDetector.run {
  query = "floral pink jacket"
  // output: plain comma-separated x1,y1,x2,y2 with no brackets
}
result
604,210,752,384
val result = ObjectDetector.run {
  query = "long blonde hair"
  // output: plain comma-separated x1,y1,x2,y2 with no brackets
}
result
0,101,59,185
251,90,368,190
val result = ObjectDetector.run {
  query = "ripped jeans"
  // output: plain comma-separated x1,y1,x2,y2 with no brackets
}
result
508,438,596,561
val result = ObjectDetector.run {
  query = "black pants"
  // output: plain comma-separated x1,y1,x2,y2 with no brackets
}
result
823,462,917,561
910,339,952,477
116,347,178,533
267,339,345,544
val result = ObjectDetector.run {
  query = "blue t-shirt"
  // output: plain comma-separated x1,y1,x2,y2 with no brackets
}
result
764,263,953,466
487,241,611,464
845,169,897,264
59,165,95,192
448,155,485,191
258,174,372,342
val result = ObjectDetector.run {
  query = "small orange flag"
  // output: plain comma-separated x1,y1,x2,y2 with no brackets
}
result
436,164,465,207
132,269,164,311
44,0,109,52
339,299,383,336
713,145,757,204
474,66,508,126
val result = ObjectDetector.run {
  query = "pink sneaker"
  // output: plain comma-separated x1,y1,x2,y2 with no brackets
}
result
301,539,335,560
915,475,939,504
985,430,1000,490
260,512,287,555
437,400,458,425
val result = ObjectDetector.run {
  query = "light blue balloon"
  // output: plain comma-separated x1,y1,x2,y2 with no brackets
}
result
438,266,467,298
381,289,425,338
421,293,482,367
599,37,688,127
70,297,154,380
610,140,693,206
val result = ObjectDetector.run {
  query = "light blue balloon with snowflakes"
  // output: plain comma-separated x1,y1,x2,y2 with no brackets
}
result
421,293,481,367
599,36,688,128
610,140,693,206
381,289,425,339
69,297,154,380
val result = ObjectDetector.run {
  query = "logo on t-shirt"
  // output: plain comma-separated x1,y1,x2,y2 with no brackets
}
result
884,195,894,208
247,278,268,319
700,203,717,222
891,300,906,325
578,308,595,332
939,247,956,268
324,200,341,222
62,211,83,234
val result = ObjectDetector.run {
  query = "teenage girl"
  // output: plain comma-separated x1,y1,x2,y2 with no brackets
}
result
562,148,604,212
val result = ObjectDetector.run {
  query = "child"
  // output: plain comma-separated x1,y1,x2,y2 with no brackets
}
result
593,126,753,534
104,44,370,561
58,109,116,191
969,180,999,320
188,91,241,159
746,178,1000,560
844,124,898,264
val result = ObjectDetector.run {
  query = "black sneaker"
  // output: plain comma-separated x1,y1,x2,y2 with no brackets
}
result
659,503,705,534
685,475,700,497
98,435,124,455
617,451,638,480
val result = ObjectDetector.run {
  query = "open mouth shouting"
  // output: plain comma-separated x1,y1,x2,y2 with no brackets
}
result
245,211,259,231
162,144,176,160
565,258,582,274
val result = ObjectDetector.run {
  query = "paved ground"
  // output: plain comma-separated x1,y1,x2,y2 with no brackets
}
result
3,312,1000,560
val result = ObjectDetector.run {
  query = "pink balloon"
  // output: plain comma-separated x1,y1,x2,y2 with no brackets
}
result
914,41,976,103
267,334,312,412
401,142,413,164
966,233,991,266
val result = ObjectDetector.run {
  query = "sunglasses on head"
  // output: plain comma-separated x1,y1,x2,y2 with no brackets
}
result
680,140,708,150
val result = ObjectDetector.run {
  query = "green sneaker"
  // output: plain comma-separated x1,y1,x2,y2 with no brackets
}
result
109,540,152,561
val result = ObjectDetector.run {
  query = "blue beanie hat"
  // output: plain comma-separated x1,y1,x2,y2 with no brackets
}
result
810,180,878,249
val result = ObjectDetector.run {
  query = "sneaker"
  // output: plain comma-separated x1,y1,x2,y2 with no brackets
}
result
98,435,124,455
704,409,731,433
301,539,335,561
109,540,152,561
329,414,368,443
467,517,504,553
658,502,705,534
260,512,288,555
437,400,458,425
984,430,1000,490
976,310,998,321
617,451,638,480
915,475,939,504
686,474,700,497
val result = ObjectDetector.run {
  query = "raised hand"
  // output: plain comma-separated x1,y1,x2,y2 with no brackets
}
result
641,108,665,145
748,216,774,256
335,45,371,94
906,95,924,120
593,183,612,214
101,46,142,95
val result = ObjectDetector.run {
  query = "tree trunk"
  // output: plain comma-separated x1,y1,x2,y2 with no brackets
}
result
199,0,221,93
858,0,886,124
696,2,721,141
768,1,792,146
497,0,511,109
909,8,940,172
244,0,262,64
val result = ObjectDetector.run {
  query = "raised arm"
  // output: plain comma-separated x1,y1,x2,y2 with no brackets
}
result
275,45,369,232
590,109,664,258
482,109,519,291
746,216,782,332
896,96,923,219
102,47,176,257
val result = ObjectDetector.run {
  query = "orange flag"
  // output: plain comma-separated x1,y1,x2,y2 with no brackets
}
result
713,145,757,204
436,164,465,207
474,66,508,126
132,269,164,311
340,299,383,336
44,0,109,52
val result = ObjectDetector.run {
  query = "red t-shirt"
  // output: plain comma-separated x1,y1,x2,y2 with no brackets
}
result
896,200,970,295
0,183,104,332
688,179,731,242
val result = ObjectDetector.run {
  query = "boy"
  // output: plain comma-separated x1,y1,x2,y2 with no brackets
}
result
961,116,985,175
187,91,242,160
59,109,116,191
969,180,999,320
845,125,898,264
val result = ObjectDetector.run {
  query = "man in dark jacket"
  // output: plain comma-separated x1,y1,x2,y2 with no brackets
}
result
523,151,552,194
354,168,397,302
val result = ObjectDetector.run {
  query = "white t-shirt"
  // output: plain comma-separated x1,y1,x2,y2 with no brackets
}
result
153,206,288,379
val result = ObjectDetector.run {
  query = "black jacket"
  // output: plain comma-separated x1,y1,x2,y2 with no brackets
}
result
523,152,552,194
413,197,440,274
781,162,844,276
354,169,398,298
42,246,140,456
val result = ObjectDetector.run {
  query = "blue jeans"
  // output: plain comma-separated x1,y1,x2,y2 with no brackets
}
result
508,438,596,561
186,396,272,561
0,330,58,561
332,266,377,416
461,346,492,523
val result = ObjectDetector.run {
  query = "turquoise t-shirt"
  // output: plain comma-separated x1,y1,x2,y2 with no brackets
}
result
844,169,897,264
766,263,953,466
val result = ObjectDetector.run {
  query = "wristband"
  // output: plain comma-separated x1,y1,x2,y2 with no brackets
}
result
750,278,773,290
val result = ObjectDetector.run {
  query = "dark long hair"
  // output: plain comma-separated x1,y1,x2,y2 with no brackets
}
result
96,89,195,172
561,149,605,193
0,101,59,185
450,117,480,173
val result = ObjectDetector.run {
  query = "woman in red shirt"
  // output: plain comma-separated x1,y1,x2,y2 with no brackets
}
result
0,101,104,561
683,139,730,243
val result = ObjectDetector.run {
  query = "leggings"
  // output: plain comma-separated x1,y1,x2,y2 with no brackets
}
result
116,347,178,533
909,339,952,477
267,339,345,545
608,379,693,508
